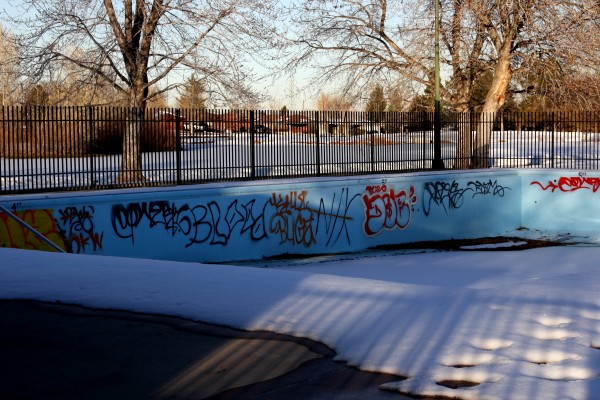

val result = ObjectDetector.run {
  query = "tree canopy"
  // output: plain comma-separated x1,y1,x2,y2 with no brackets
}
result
10,0,280,108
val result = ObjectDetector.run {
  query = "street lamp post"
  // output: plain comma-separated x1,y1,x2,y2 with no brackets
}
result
432,0,445,170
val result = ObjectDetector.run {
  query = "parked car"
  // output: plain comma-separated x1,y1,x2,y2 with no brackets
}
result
159,112,187,131
253,124,272,134
185,122,209,133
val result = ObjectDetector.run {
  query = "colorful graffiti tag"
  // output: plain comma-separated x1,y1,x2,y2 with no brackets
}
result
269,191,315,246
0,208,66,251
362,184,417,236
57,206,104,253
269,189,359,247
110,188,359,249
531,176,600,192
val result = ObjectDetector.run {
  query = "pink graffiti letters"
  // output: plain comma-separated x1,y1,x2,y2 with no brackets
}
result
362,184,417,236
531,176,600,192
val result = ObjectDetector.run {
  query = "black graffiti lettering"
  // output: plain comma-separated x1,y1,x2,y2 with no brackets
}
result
111,202,165,242
111,189,357,250
317,188,360,246
58,205,103,253
238,200,269,241
423,180,511,215
468,180,509,197
188,205,212,245
112,199,268,247
112,204,138,241
423,181,469,216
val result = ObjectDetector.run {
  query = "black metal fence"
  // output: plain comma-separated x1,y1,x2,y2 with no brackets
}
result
1,106,600,194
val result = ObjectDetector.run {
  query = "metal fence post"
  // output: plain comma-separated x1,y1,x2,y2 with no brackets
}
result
551,111,555,169
176,109,182,185
250,110,255,179
370,126,375,172
422,112,427,171
88,105,95,188
6,106,600,195
315,111,321,176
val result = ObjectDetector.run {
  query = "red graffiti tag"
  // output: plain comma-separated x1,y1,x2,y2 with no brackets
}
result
531,177,600,192
363,185,417,236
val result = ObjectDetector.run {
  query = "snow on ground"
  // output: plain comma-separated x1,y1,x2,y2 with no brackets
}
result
2,246,600,400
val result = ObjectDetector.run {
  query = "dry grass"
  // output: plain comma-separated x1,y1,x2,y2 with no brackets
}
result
92,121,177,154
1,120,178,158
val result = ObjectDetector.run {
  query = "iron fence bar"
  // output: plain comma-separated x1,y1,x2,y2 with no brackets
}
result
3,107,600,194
88,106,95,188
315,110,320,176
250,110,256,179
176,108,182,185
551,112,555,169
422,112,426,171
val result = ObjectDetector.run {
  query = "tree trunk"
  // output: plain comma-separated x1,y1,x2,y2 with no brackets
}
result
472,53,512,169
452,113,472,170
117,91,146,184
450,86,472,170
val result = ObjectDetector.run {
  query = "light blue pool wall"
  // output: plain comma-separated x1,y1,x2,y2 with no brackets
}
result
1,169,596,262
520,169,600,235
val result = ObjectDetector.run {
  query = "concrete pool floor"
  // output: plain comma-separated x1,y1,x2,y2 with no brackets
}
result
0,300,411,400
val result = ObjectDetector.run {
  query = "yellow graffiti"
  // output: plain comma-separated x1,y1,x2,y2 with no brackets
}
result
0,209,67,252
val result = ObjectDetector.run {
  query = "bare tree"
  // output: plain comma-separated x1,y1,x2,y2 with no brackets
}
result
287,0,600,168
11,0,279,182
177,75,207,110
315,92,353,111
0,25,20,106
387,86,407,112
462,0,600,166
365,84,387,113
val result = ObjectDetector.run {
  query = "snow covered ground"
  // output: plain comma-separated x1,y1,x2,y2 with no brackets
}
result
2,244,600,399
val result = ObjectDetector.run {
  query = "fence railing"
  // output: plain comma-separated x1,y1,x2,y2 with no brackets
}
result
1,106,600,194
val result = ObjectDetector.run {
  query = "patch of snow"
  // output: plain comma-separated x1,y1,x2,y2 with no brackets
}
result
3,246,600,399
459,241,528,250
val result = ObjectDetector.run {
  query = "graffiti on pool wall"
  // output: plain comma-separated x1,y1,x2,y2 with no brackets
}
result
57,206,104,253
269,191,314,247
469,180,509,197
316,188,361,246
362,184,417,236
423,181,468,215
423,180,510,216
0,208,66,251
531,176,600,192
111,199,268,246
111,189,359,249
269,188,359,247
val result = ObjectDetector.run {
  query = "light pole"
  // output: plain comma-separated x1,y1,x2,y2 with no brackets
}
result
432,0,445,170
